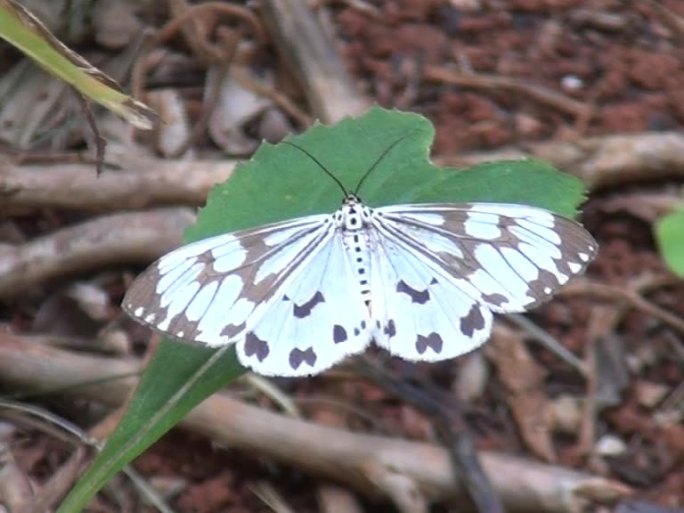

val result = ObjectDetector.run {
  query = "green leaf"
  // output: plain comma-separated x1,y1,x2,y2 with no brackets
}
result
59,106,589,512
57,343,243,512
656,208,684,277
186,107,583,243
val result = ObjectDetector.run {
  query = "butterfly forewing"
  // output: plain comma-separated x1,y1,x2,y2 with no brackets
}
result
123,213,330,343
374,203,597,313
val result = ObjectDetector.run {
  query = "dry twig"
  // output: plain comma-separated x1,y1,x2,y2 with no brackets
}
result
0,442,34,513
487,326,558,463
441,132,684,191
0,334,632,512
260,0,368,122
0,157,234,212
0,208,195,298
424,65,592,120
560,280,684,336
3,132,682,213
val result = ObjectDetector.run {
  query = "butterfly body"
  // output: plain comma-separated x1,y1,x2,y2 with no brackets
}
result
335,194,375,302
124,193,596,376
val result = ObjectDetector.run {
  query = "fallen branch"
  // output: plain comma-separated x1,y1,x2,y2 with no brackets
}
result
0,157,234,213
423,65,591,120
0,208,195,298
441,132,684,191
0,334,631,512
560,279,684,336
2,132,683,213
260,0,369,122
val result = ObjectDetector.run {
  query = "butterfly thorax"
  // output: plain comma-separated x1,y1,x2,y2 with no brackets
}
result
335,194,373,300
333,194,372,231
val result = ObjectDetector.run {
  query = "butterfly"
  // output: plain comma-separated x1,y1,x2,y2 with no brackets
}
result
123,138,597,376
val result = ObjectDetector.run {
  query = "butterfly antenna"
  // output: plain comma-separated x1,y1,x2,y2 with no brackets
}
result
354,134,411,196
281,141,348,195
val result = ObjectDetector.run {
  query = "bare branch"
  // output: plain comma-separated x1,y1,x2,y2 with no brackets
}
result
440,132,684,191
260,0,369,122
0,334,632,512
0,158,234,213
0,208,195,298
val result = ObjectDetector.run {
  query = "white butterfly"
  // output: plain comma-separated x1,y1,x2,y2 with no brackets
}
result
123,140,597,376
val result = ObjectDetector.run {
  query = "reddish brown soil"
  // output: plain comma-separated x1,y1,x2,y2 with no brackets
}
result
2,1,683,512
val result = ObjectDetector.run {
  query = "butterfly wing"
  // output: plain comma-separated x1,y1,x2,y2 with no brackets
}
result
374,203,597,313
123,212,371,376
237,231,371,376
368,227,493,361
367,202,596,361
123,214,331,344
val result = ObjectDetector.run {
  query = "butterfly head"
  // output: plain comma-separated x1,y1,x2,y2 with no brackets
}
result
334,193,371,231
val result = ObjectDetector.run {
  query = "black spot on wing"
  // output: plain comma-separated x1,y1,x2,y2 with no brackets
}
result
221,322,246,338
244,332,269,361
289,347,317,369
481,293,508,307
384,319,396,338
396,280,430,304
333,325,348,343
293,291,325,318
416,333,443,354
460,305,485,337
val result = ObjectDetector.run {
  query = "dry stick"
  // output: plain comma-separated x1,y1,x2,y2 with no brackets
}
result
259,0,369,122
74,93,107,176
0,401,91,512
441,132,684,191
0,442,34,513
230,65,313,127
318,484,365,513
560,281,684,336
2,132,683,213
505,314,588,376
0,400,173,512
0,208,195,299
577,306,621,459
155,0,264,159
423,65,592,120
163,0,267,63
0,158,235,212
645,0,684,37
0,334,631,513
0,132,677,210
353,358,505,513
132,1,267,92
251,481,298,513
165,26,239,159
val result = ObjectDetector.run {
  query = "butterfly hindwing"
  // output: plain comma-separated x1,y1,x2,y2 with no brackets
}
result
238,231,372,376
374,203,597,313
369,226,493,361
